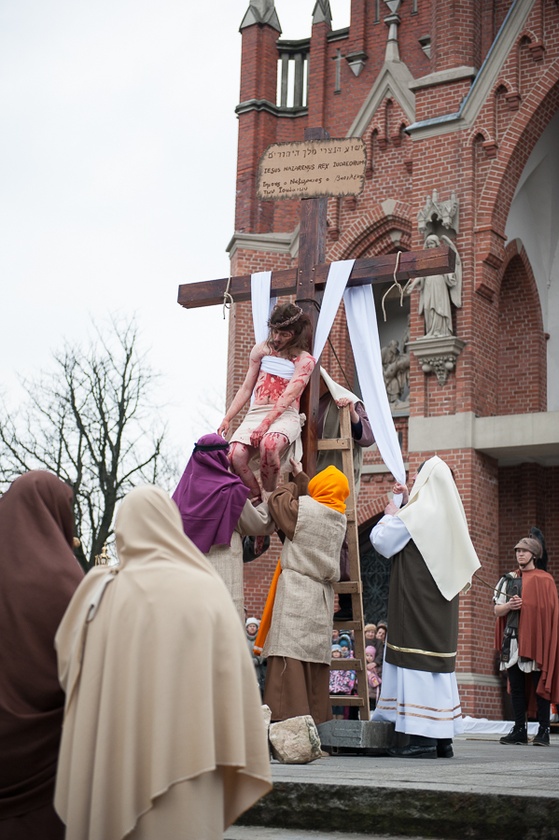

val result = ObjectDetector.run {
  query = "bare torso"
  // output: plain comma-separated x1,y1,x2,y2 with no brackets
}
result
252,344,315,409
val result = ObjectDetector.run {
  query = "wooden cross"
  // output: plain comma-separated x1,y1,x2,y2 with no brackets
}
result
178,127,455,477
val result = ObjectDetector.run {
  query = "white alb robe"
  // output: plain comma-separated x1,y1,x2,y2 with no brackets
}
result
371,515,464,738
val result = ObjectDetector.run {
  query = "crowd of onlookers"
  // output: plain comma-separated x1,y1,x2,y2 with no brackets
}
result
245,613,388,716
330,621,387,715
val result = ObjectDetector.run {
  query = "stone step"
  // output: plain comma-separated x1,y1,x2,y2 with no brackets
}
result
233,737,559,840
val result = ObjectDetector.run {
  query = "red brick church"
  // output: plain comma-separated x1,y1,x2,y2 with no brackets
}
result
225,0,559,719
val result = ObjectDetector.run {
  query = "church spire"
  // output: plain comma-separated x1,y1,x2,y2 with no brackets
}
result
240,0,281,32
384,0,402,62
312,0,332,27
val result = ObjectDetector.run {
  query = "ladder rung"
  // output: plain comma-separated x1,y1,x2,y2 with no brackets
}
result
331,658,363,671
317,438,351,451
333,581,362,594
329,695,366,706
332,619,363,631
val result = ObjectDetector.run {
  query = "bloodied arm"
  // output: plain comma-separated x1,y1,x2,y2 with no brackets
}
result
218,343,266,437
249,352,316,447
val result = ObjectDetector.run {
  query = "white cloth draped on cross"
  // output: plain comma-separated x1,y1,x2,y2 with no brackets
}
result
250,271,276,344
249,263,406,497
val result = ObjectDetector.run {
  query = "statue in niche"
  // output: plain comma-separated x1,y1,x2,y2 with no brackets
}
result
381,336,410,410
381,339,399,369
407,234,462,337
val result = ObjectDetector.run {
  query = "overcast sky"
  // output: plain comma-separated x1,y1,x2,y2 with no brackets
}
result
0,0,350,464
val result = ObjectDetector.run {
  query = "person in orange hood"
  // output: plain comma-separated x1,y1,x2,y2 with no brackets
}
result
260,459,349,725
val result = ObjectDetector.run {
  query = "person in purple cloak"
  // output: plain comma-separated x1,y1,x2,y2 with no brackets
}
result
172,434,275,622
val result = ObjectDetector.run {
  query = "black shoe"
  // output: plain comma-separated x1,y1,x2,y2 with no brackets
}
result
387,744,437,759
437,741,454,758
500,725,528,745
533,726,550,746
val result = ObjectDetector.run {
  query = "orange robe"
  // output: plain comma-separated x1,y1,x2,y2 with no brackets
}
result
495,568,559,705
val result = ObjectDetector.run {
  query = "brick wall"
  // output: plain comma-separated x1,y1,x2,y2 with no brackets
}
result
497,244,547,415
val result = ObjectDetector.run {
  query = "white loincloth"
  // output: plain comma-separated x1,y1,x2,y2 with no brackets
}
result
230,404,305,473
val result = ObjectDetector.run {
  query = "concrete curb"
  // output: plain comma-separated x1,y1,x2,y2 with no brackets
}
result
235,738,559,840
239,782,559,840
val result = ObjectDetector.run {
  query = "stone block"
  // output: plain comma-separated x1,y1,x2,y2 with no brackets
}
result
268,715,323,764
317,719,395,754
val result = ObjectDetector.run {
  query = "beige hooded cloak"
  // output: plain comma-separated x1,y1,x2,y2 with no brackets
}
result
54,485,271,840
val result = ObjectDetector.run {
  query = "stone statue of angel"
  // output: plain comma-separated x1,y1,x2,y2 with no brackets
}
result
407,234,462,337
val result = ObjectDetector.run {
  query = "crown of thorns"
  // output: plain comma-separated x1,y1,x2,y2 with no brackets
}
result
268,305,303,330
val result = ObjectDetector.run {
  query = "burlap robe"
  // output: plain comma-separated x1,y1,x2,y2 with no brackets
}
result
263,496,345,665
206,533,245,623
206,500,274,624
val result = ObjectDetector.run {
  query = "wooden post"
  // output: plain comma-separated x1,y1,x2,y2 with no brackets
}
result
297,126,329,477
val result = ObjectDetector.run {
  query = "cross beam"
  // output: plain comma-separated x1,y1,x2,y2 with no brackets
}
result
177,241,454,478
177,245,455,310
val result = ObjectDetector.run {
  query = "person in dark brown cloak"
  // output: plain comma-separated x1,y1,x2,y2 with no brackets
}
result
0,471,84,840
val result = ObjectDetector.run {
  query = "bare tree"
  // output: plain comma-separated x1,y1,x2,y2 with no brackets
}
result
0,316,174,570
189,385,225,442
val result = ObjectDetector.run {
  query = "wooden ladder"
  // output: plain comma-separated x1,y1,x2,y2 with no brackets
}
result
317,404,369,721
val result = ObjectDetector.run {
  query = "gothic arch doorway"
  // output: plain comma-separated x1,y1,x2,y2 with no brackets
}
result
359,516,390,624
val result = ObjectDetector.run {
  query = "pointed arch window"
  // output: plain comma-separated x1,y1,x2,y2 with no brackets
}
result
277,41,309,109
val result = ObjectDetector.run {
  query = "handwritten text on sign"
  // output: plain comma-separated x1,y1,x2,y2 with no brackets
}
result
257,138,366,201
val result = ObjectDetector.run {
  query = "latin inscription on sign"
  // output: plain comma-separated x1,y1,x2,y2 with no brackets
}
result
257,138,366,201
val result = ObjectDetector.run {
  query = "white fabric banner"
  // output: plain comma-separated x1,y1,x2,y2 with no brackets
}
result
250,272,275,344
344,283,406,495
312,259,355,361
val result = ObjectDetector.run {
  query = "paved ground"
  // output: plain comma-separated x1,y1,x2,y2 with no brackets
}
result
226,734,559,840
266,733,558,798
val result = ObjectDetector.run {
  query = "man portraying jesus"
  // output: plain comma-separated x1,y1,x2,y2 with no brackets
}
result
218,303,315,501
